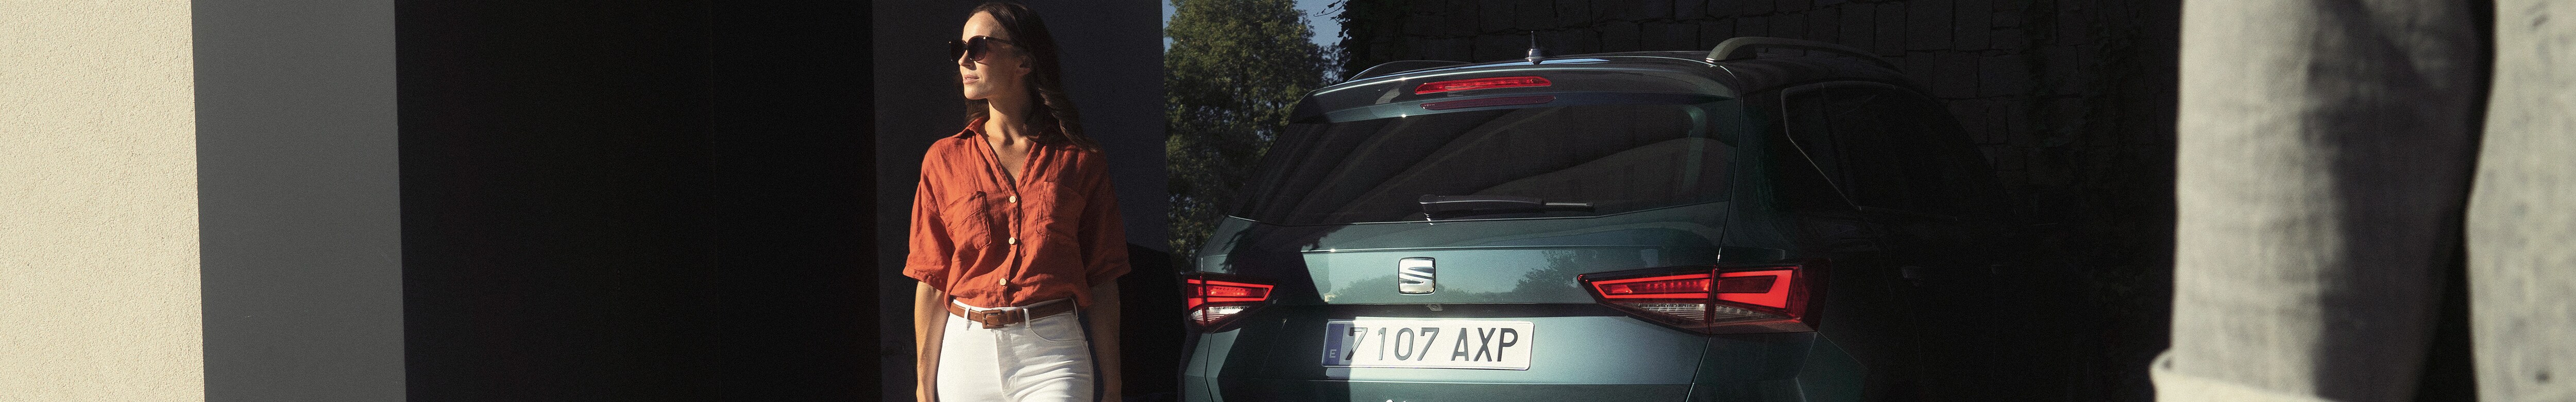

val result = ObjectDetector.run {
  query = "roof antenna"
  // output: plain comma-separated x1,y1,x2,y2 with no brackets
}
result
1525,31,1546,64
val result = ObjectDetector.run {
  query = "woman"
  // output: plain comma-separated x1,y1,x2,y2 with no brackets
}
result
907,3,1127,402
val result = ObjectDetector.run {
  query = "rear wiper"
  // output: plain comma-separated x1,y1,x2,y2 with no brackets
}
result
1418,195,1593,219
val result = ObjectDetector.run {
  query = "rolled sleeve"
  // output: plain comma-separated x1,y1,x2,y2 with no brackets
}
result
1077,156,1131,288
903,160,952,286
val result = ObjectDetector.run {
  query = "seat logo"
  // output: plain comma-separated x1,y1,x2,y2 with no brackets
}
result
1398,257,1435,294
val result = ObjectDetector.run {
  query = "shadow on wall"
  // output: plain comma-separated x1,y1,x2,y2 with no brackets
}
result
1120,244,1185,401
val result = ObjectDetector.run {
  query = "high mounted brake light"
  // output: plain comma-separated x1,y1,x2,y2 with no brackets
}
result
1413,76,1551,94
1579,261,1826,335
1420,95,1556,111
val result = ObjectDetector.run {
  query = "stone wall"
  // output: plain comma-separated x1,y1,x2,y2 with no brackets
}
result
1338,1,2181,398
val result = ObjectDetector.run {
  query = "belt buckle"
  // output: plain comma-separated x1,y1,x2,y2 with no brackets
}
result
976,309,1007,329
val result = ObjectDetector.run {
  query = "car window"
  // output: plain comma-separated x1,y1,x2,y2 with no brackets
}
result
1764,125,1846,211
1781,83,1998,217
1236,101,1740,225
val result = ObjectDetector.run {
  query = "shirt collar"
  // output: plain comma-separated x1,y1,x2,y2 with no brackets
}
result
954,117,1059,141
952,117,986,139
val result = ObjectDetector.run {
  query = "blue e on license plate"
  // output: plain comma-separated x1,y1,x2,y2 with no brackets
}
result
1321,319,1534,370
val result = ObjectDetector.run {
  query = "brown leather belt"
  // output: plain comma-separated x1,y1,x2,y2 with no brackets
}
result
948,301,1076,329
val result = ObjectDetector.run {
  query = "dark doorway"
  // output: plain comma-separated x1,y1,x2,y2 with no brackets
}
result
397,1,876,399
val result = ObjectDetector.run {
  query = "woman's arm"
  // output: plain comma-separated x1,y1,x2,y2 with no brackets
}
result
1074,154,1130,400
914,282,946,402
908,151,955,401
916,282,942,353
1087,280,1122,401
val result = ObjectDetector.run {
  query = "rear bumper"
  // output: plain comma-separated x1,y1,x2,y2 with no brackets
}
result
1197,378,1689,402
1181,305,1851,401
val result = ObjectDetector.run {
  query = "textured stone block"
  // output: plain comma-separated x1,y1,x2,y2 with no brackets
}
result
1598,0,1647,20
1901,50,1938,88
2041,45,2082,93
1807,7,1840,43
1583,26,1611,52
1700,19,1738,44
1993,7,2025,28
1950,100,1989,138
1405,12,1446,36
1777,0,1809,13
1645,0,1678,19
1477,34,1523,62
1537,28,1588,56
1934,51,1978,98
2055,5,2087,44
1555,0,1595,23
1517,0,1557,32
1643,21,1700,51
1991,27,2027,50
2006,123,2040,148
2045,97,2084,142
1600,20,1642,51
1953,0,1991,50
1838,4,1873,50
1874,4,1907,56
1738,16,1770,38
1907,0,1954,50
1774,12,1807,40
1702,0,1738,16
1986,145,2022,170
2003,100,2032,143
1984,102,2016,144
1979,54,2031,97
1675,0,1708,19
2025,150,2066,185
1462,2,1502,34
1742,0,1775,16
1994,169,2028,188
1428,37,1475,63
2082,109,2122,145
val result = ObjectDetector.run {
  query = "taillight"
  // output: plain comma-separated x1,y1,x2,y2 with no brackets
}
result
1183,272,1275,329
1578,260,1826,335
1413,76,1551,94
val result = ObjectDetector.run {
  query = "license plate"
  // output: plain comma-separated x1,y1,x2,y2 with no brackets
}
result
1321,319,1534,370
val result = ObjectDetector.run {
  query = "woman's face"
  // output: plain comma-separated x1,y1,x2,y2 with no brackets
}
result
958,12,1028,102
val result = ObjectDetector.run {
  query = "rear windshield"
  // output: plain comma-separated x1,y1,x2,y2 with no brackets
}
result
1235,101,1738,225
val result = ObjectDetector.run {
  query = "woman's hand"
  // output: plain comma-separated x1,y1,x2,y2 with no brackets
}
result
914,282,945,402
1087,281,1123,401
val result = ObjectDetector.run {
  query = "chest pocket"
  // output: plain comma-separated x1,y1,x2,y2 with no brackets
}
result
1024,177,1088,240
940,189,994,246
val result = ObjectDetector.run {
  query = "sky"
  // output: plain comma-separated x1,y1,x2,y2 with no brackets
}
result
1161,0,1345,49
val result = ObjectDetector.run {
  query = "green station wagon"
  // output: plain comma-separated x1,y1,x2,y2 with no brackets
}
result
1180,38,2023,401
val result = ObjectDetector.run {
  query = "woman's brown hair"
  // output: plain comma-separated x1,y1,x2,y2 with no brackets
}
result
965,2,1097,151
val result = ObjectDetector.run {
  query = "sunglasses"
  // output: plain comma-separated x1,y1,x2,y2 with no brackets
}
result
947,36,1018,62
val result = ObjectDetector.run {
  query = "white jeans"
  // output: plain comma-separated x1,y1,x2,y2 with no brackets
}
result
938,299,1095,402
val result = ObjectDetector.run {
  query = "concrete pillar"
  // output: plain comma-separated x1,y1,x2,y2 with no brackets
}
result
2468,1,2576,399
2158,0,2486,400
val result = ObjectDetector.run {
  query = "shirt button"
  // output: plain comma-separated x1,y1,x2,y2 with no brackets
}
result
1007,237,1018,245
1008,195,1018,203
997,277,1008,286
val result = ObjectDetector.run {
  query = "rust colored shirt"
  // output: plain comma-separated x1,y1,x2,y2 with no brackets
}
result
905,120,1130,308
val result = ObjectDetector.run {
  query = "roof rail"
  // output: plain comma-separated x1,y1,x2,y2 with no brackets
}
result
1706,37,1895,69
1351,60,1471,80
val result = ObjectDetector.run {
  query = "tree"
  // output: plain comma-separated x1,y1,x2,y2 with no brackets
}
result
1165,0,1335,266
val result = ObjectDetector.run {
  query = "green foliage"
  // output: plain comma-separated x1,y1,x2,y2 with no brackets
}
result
1166,0,1336,266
